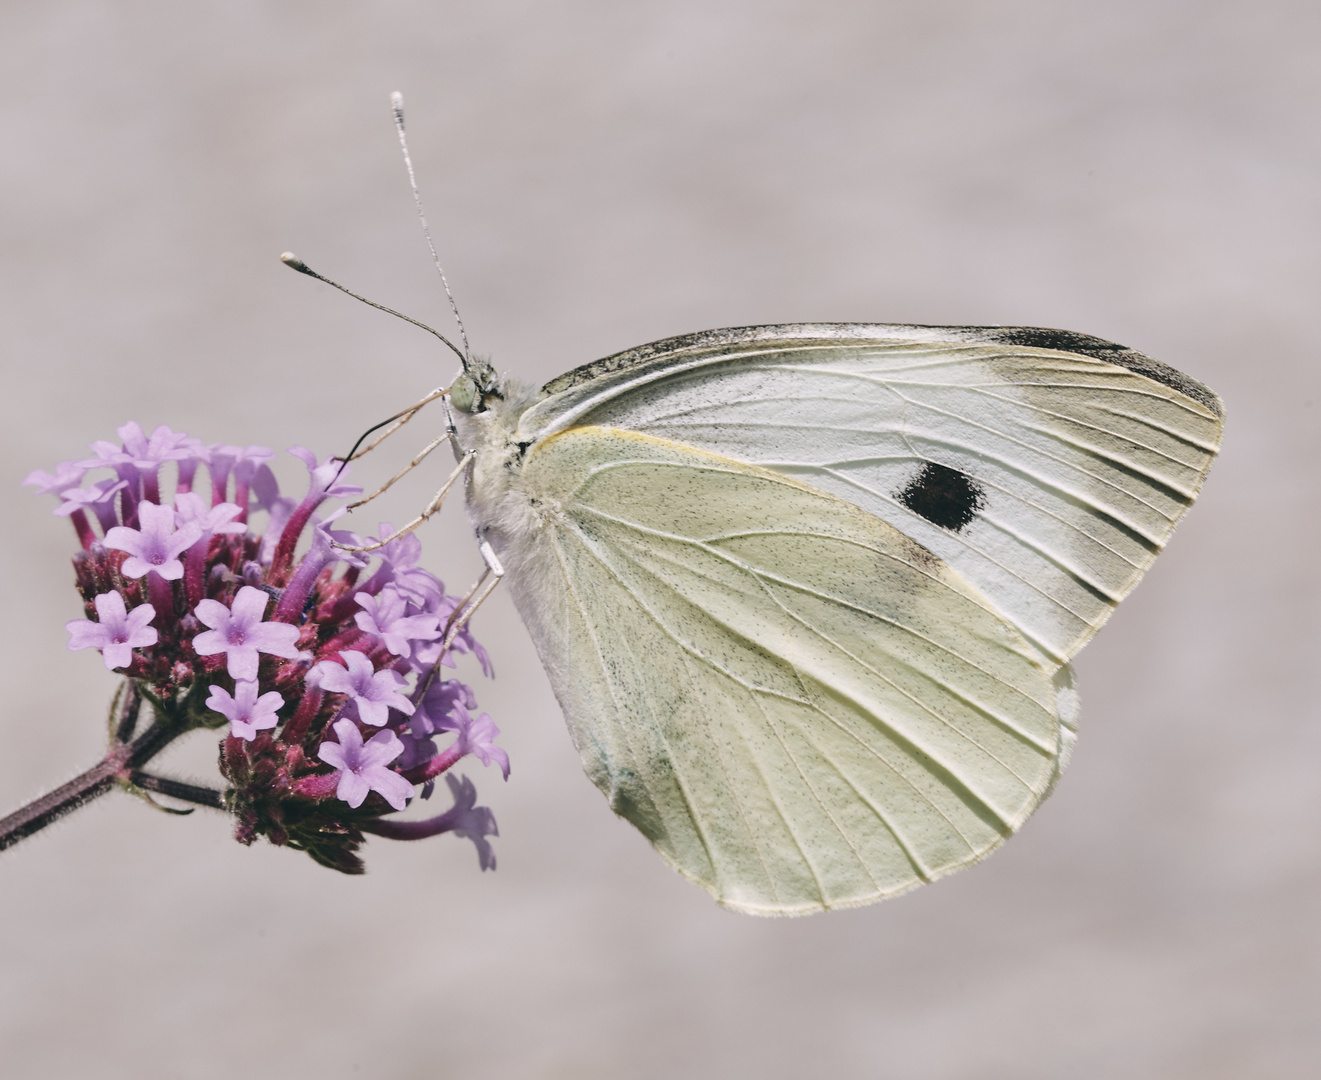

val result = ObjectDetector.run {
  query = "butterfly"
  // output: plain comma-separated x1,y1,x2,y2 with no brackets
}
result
290,95,1222,914
442,321,1224,915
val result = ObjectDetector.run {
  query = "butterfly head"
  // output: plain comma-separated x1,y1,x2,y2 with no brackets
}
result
450,357,501,415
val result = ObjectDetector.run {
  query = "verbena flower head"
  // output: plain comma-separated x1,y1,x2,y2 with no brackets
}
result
33,422,506,875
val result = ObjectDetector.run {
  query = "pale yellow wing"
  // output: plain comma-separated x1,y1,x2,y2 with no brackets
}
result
505,426,1064,915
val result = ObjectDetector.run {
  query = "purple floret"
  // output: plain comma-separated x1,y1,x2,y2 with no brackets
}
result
173,492,247,536
353,585,440,658
441,774,499,870
207,679,285,741
311,650,415,727
66,591,158,670
317,718,414,811
22,460,86,497
192,585,302,680
105,500,203,580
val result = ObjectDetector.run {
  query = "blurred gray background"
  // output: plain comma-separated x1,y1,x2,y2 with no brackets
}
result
1,2,1317,1077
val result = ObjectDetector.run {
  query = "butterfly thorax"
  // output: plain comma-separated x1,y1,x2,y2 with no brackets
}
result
456,377,560,564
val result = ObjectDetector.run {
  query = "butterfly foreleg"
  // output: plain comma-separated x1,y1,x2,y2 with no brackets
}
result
440,391,466,462
333,449,475,553
347,429,453,510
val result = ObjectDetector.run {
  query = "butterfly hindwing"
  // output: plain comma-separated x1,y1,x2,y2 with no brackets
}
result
504,426,1063,914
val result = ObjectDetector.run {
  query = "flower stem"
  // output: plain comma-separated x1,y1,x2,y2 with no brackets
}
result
0,696,207,852
127,771,226,810
124,716,191,769
0,757,121,851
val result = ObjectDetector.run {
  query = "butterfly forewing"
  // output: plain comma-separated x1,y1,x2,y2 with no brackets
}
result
503,427,1062,914
518,325,1224,666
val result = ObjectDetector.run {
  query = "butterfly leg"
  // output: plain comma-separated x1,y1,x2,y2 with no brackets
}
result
442,535,504,648
440,392,468,463
347,429,452,510
417,533,504,694
333,450,475,553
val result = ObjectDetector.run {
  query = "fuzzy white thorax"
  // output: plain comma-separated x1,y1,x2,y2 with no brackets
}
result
453,376,554,576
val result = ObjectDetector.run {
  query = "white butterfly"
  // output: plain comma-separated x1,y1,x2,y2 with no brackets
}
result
441,321,1223,915
291,95,1222,915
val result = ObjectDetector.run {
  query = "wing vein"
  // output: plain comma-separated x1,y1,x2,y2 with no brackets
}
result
550,528,724,884
560,516,996,848
577,506,1056,732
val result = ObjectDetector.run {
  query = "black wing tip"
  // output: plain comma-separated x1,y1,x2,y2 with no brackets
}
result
543,321,1224,419
957,325,1224,420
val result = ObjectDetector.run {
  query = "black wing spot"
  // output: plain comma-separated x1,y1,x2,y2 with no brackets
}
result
896,463,986,532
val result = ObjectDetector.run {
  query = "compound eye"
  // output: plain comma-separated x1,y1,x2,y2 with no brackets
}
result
450,374,481,414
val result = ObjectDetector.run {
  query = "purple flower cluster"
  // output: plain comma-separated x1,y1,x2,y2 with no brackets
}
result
25,421,505,874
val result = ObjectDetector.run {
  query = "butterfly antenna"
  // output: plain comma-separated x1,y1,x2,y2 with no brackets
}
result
390,90,472,369
279,253,466,365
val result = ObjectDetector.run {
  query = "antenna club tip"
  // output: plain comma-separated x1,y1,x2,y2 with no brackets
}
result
280,252,311,273
391,91,404,111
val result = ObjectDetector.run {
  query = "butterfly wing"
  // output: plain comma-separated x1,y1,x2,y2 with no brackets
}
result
517,324,1224,666
501,426,1063,914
